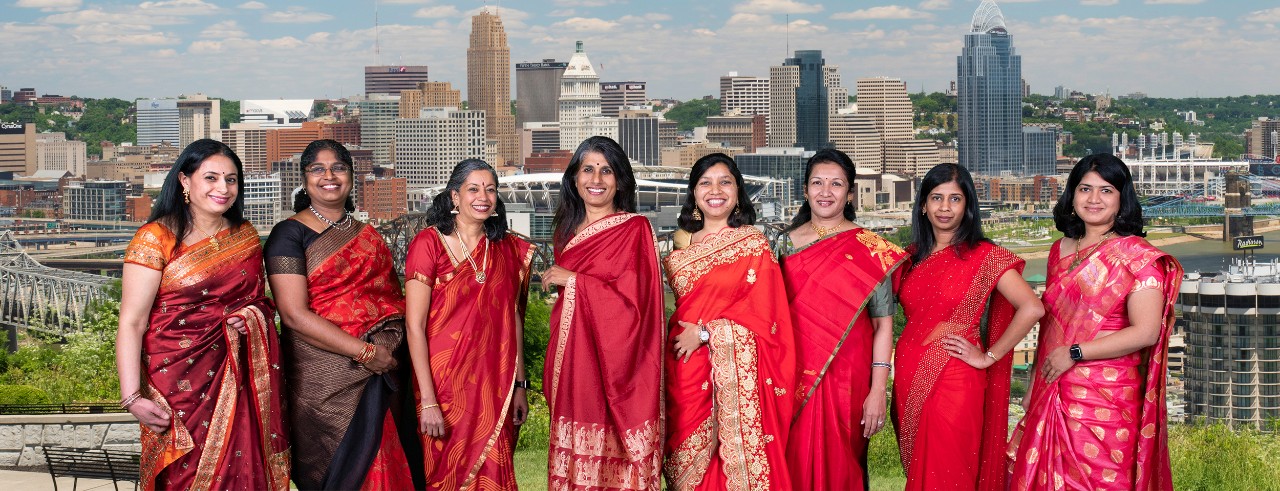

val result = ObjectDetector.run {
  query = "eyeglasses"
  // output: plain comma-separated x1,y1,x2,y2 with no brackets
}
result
305,163,351,176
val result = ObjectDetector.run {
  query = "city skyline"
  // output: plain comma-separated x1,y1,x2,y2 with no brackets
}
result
3,0,1279,102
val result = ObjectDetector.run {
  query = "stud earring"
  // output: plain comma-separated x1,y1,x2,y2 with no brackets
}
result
450,205,459,215
692,208,702,221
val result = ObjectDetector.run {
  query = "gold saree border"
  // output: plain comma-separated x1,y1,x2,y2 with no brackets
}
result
708,319,771,491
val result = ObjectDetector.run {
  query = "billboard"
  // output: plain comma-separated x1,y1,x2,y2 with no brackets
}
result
0,121,26,135
1233,235,1264,250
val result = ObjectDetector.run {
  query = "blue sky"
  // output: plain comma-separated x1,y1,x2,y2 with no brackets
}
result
3,0,1279,102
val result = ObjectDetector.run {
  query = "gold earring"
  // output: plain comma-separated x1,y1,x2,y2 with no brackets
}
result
692,208,702,221
183,189,190,204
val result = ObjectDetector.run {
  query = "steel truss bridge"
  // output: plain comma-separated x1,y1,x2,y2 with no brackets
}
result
0,230,113,338
1137,174,1280,218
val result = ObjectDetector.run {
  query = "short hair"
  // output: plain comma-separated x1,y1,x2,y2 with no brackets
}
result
552,136,637,247
677,153,756,233
1052,153,1145,239
908,163,986,265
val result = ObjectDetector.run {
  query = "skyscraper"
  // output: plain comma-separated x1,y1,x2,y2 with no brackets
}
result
600,82,647,118
468,10,518,165
395,108,487,188
558,41,604,150
617,110,659,166
365,65,430,95
177,95,220,148
855,78,914,142
516,60,568,127
769,51,841,151
957,0,1024,175
136,99,180,146
720,73,770,119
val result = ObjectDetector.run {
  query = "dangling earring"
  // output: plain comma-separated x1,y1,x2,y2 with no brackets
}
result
450,205,459,215
692,208,702,221
183,189,190,204
734,204,741,216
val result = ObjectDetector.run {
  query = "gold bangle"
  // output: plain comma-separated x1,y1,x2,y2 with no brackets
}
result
416,403,440,416
353,343,376,364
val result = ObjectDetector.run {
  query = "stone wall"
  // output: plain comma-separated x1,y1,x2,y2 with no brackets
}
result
0,413,140,467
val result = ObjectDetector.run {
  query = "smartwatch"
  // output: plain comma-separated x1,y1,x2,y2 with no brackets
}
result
514,379,531,390
1069,344,1084,362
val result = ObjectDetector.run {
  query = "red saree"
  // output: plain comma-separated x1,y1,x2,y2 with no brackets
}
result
266,220,418,490
893,241,1022,491
123,221,289,491
545,213,665,490
405,228,534,490
1008,236,1181,490
663,226,795,491
781,228,906,491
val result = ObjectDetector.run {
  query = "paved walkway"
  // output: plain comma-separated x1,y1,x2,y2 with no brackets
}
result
0,468,123,490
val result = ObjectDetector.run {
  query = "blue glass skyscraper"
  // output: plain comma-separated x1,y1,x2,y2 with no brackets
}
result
957,0,1024,175
786,50,831,151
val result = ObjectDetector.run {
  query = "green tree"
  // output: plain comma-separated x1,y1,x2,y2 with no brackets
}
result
523,290,551,392
219,99,240,129
664,98,721,131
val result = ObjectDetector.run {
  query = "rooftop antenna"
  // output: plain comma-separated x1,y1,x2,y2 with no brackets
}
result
374,0,380,65
786,14,790,56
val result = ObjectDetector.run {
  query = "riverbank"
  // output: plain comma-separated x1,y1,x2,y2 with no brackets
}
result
1014,220,1280,261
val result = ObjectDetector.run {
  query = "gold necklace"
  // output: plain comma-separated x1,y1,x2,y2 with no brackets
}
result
194,219,225,250
810,221,845,239
455,230,489,284
1071,231,1114,269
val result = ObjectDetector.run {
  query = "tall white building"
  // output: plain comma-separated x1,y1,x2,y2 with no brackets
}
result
35,132,87,177
395,108,486,188
767,65,799,148
827,67,849,116
352,94,401,166
178,95,221,147
855,77,914,142
829,112,883,172
243,173,282,228
720,72,770,119
558,41,605,150
221,123,268,174
136,99,180,146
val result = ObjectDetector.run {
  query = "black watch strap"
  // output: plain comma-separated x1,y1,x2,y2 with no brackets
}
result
1069,344,1083,362
514,379,531,390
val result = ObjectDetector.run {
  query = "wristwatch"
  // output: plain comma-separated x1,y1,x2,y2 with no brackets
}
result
1069,344,1084,362
514,379,531,390
698,326,710,343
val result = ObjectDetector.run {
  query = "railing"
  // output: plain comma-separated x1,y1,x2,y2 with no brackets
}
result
0,403,125,415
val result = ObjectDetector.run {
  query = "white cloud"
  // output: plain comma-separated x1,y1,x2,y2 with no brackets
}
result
138,0,220,15
552,17,619,31
1144,0,1203,4
14,0,80,11
1081,0,1119,5
832,6,933,21
380,0,433,4
553,0,616,6
237,1,266,9
200,20,247,39
693,28,716,37
152,48,178,58
619,13,672,23
413,6,460,18
733,0,823,15
548,9,575,16
725,12,772,27
69,24,179,45
919,0,950,9
43,8,187,26
1244,7,1280,23
262,7,334,23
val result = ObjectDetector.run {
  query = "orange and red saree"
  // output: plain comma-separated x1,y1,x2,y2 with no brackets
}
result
405,228,534,490
663,226,796,491
780,228,906,491
1008,236,1181,490
265,219,419,490
545,213,665,490
893,241,1022,491
124,221,289,491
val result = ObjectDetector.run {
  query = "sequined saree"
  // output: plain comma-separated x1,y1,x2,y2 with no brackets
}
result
264,219,420,490
124,221,289,491
780,228,906,491
893,242,1023,491
1008,236,1181,490
663,226,796,491
545,213,665,491
405,228,534,490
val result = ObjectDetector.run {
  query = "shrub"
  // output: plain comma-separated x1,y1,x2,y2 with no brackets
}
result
516,391,550,451
1170,422,1280,490
523,290,551,392
0,384,52,405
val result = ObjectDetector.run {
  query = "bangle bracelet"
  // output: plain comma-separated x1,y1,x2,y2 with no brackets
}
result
353,343,377,364
119,390,142,410
871,361,892,369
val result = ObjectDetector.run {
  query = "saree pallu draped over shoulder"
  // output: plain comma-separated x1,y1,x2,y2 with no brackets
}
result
662,226,796,491
781,228,906,491
545,213,665,490
405,228,534,490
274,221,420,491
893,242,1022,491
125,221,289,491
1008,236,1181,491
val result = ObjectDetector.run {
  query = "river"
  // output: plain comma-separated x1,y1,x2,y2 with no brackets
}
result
1020,229,1280,280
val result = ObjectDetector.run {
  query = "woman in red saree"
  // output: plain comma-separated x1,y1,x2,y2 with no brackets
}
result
405,159,534,490
117,139,290,491
266,140,420,490
893,163,1042,491
1009,154,1181,490
541,136,665,490
779,149,906,491
663,154,795,490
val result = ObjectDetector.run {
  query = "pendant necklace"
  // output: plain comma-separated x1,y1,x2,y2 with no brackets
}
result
455,230,489,284
1071,231,1114,270
810,221,844,239
309,205,353,230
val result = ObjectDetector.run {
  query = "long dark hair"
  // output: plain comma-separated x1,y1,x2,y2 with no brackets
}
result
1052,153,1145,239
785,148,857,233
677,153,756,233
908,163,986,266
149,139,247,253
293,139,356,213
425,159,508,241
552,136,637,247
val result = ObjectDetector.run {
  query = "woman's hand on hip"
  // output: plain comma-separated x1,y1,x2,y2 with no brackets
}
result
941,334,994,369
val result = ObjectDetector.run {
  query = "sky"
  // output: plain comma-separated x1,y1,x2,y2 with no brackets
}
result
3,0,1279,102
